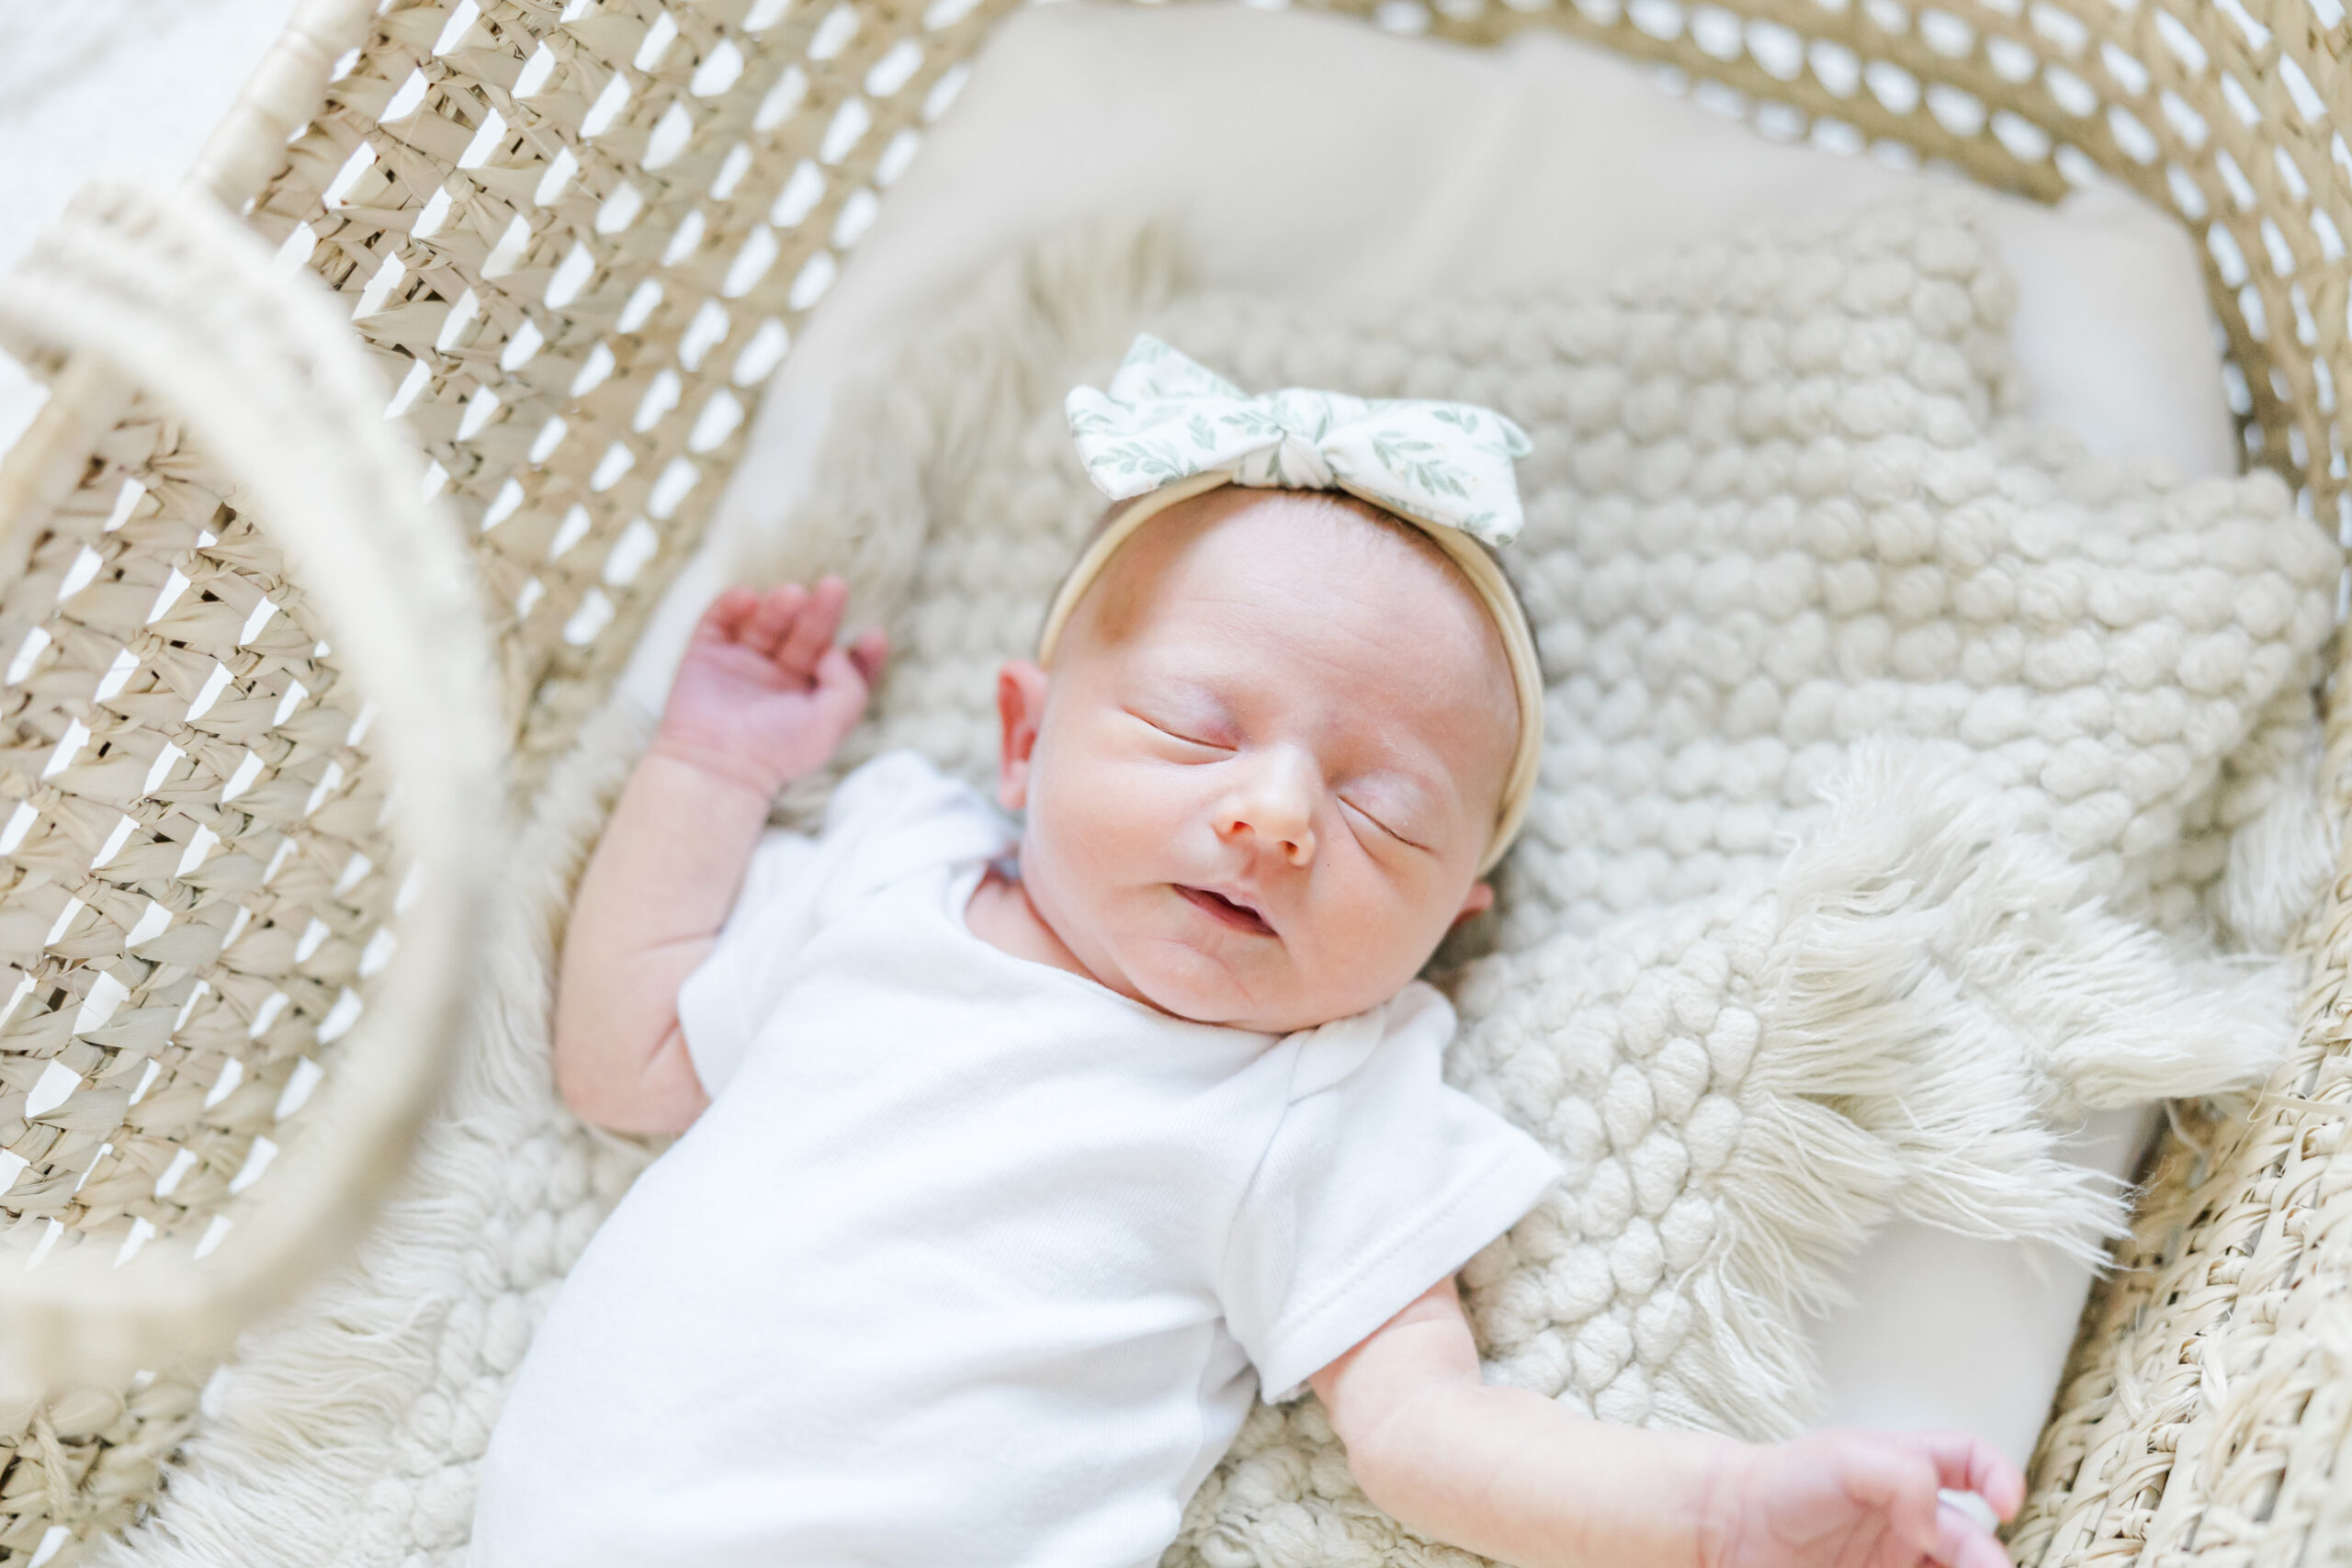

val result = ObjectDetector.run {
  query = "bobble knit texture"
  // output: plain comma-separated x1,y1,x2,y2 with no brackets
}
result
95,199,2334,1568
750,200,2332,1567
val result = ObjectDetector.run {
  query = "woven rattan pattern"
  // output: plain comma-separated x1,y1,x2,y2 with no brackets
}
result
1367,0,2352,521
0,156,503,1562
0,406,388,1552
6,0,2352,1561
2005,907,2352,1564
248,0,1020,783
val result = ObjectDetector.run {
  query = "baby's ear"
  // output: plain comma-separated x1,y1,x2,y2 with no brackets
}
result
996,660,1051,812
1453,881,1494,925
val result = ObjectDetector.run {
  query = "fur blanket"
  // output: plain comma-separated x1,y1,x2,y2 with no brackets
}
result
95,197,2332,1568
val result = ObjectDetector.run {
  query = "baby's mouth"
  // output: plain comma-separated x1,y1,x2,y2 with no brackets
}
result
1175,885,1273,937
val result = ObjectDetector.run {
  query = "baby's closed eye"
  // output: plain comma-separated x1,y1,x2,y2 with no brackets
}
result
1128,705,1237,754
1338,781,1435,852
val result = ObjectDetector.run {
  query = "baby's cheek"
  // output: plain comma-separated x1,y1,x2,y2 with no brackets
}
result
1050,773,1164,881
1306,874,1446,998
1089,763,1202,865
1026,770,1190,947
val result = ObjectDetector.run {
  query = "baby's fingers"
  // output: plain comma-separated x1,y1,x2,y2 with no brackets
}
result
775,576,850,675
741,582,810,658
1896,1433,2023,1522
693,586,762,646
808,644,876,736
1933,1499,2011,1568
1838,1438,1944,1562
845,627,888,691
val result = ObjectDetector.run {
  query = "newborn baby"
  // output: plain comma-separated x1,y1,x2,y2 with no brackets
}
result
474,340,2020,1567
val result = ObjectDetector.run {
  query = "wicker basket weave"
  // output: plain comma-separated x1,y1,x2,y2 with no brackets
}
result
0,0,2345,1561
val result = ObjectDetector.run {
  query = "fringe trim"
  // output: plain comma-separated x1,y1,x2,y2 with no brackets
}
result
1685,739,2295,1437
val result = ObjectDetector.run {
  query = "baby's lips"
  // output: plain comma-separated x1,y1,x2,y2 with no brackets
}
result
1175,883,1277,936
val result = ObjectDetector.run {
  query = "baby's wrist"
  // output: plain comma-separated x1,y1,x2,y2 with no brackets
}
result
646,729,791,801
1690,1438,1760,1568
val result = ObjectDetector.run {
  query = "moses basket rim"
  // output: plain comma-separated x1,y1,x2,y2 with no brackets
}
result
0,10,512,1378
3,0,2350,1561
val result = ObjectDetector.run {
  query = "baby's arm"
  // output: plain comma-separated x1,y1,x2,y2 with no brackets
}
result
1309,1278,2020,1568
555,580,884,1135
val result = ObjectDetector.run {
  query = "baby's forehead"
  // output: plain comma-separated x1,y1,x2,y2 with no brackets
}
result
1064,490,1520,760
1083,489,1481,636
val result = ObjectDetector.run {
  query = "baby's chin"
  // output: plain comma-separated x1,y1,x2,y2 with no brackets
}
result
1030,874,1399,1034
1114,942,1382,1038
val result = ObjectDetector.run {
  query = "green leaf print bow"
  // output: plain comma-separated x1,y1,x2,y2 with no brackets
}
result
1065,334,1533,547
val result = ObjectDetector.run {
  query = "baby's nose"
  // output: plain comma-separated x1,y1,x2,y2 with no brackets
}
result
1215,750,1317,867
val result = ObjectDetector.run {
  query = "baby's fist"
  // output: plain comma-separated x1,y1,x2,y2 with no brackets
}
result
1708,1428,2022,1568
655,579,887,794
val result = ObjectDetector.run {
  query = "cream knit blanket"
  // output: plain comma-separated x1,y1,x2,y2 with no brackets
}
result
97,198,2332,1568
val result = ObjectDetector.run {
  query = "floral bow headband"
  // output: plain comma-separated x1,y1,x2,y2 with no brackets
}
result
1063,333,1532,544
1038,334,1545,876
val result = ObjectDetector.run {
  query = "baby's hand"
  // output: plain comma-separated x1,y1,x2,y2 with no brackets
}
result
1711,1428,2022,1568
654,579,887,795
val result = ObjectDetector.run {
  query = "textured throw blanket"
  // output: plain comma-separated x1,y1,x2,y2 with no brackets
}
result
100,197,2332,1568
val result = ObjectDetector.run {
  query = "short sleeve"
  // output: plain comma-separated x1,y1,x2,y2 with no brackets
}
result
675,750,1012,1098
1217,983,1564,1401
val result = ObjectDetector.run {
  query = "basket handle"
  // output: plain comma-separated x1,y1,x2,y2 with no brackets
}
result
190,0,375,213
0,175,504,1393
0,0,374,587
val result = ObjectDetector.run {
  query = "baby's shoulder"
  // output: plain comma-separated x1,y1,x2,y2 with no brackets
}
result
1280,981,1455,1104
818,750,1010,862
720,751,1010,945
825,748,982,827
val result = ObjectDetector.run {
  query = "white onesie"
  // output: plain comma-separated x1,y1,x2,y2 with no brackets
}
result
473,750,1562,1567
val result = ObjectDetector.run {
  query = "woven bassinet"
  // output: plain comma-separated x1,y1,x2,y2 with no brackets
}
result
0,0,2344,1561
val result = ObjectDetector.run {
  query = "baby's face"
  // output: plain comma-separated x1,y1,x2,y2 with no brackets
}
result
996,490,1517,1035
